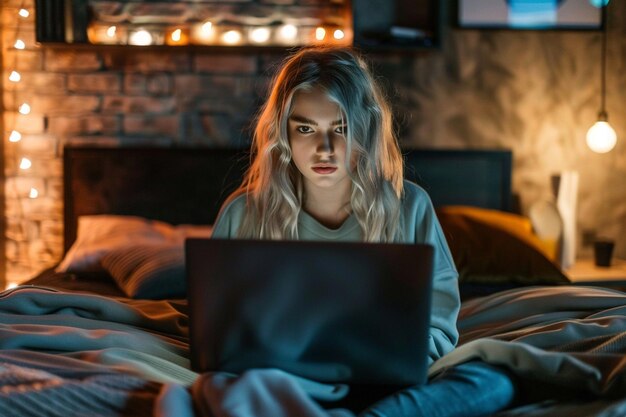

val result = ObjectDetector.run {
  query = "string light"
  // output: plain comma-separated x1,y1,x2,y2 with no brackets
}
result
333,29,345,40
19,157,32,170
18,102,31,114
165,26,189,45
279,24,298,42
315,27,326,41
6,4,42,288
222,30,242,45
171,29,182,42
250,27,271,44
201,21,213,35
128,29,153,46
81,1,351,47
9,71,21,82
190,21,215,44
9,131,22,143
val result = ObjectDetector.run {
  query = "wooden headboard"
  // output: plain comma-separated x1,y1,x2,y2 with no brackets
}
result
63,146,512,253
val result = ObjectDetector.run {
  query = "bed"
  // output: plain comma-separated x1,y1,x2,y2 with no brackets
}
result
4,145,626,416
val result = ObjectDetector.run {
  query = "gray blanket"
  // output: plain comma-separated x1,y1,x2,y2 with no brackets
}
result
2,285,626,416
436,285,626,416
0,286,197,417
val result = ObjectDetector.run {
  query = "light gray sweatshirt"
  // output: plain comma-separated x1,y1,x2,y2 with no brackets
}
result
212,180,460,366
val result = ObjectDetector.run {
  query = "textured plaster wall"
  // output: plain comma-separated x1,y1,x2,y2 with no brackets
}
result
1,1,625,283
372,2,626,260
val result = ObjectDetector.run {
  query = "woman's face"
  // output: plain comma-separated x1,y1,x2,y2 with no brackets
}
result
287,87,351,196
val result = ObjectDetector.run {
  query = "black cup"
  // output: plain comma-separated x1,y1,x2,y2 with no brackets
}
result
594,240,615,267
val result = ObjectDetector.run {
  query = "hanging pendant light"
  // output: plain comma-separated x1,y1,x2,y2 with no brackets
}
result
586,3,617,153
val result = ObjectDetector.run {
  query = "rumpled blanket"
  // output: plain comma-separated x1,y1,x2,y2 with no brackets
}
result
0,286,195,385
0,286,197,416
433,285,626,416
3,285,626,416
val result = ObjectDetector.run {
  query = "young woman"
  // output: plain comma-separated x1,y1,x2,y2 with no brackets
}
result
212,46,514,416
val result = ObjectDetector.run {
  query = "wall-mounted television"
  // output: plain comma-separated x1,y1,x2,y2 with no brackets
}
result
456,0,603,30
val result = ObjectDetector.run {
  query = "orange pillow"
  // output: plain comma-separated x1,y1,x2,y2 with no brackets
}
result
438,206,555,261
436,206,568,286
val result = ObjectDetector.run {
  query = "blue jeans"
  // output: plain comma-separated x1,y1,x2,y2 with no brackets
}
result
358,362,516,417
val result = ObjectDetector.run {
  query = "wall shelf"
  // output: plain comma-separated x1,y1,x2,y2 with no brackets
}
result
36,0,443,52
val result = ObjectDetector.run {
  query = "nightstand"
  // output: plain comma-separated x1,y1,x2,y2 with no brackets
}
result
565,258,626,287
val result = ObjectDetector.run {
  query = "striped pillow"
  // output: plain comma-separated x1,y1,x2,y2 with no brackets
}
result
101,244,186,299
56,215,173,273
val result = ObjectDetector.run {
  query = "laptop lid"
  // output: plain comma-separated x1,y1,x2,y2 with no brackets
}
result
186,238,434,386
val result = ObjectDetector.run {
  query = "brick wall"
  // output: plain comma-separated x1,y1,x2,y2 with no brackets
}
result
1,0,283,284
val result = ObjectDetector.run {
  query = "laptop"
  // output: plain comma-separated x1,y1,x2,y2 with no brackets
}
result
185,238,434,386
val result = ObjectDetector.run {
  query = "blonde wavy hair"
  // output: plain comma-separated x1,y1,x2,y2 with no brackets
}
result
231,46,404,241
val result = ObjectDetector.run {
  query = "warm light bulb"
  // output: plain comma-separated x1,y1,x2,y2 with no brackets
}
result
129,29,153,46
9,130,22,142
18,103,31,115
586,120,617,153
19,157,32,170
222,30,242,45
333,29,345,40
14,39,25,49
29,187,38,199
18,9,30,18
315,27,326,41
190,21,216,44
196,21,214,42
279,24,298,41
106,26,117,38
5,282,18,290
250,27,271,44
171,28,182,42
9,71,21,82
201,21,213,35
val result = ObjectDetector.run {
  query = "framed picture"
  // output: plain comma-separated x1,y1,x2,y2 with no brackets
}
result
457,0,604,30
